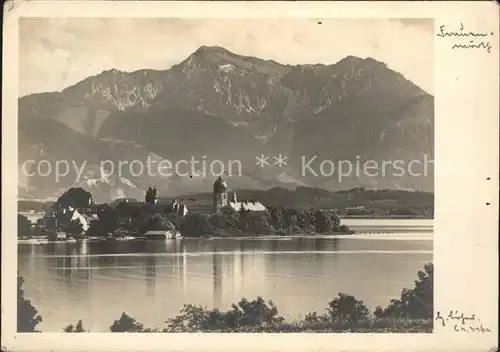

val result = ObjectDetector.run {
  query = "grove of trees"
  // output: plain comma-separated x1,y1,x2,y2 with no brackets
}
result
176,206,352,238
82,203,353,238
18,214,33,238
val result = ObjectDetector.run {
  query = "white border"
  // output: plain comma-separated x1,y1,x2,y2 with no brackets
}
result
2,1,499,351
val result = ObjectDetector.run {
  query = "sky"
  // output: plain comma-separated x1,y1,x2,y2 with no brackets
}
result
19,18,433,97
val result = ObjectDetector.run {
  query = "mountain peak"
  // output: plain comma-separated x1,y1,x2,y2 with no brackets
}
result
336,55,364,66
193,45,234,57
101,68,125,75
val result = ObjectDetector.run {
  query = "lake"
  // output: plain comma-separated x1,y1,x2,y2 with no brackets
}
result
18,219,433,332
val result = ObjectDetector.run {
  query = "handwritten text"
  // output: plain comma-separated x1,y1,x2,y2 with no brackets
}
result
435,310,492,333
437,23,494,53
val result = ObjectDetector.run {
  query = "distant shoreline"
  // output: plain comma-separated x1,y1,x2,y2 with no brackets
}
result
341,215,433,219
18,230,434,244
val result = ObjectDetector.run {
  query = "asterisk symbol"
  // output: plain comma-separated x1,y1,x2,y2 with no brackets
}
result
273,154,288,167
255,154,270,168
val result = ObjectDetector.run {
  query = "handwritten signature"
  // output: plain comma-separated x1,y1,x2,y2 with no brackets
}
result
436,310,492,333
436,23,494,53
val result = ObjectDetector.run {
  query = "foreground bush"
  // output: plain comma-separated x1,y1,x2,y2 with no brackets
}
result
17,275,42,332
109,313,145,332
303,293,370,327
200,318,433,333
165,297,284,332
374,263,433,320
63,320,87,332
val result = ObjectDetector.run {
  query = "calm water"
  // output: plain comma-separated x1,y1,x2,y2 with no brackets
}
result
18,219,433,332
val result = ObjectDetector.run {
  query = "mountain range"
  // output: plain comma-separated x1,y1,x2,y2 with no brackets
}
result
18,45,434,202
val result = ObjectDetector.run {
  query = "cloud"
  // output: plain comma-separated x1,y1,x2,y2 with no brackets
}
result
19,18,433,96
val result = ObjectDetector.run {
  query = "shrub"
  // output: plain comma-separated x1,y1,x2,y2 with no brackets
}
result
338,224,352,233
166,304,226,332
109,312,144,332
225,297,284,328
325,293,370,324
165,297,284,332
303,311,329,325
63,319,86,332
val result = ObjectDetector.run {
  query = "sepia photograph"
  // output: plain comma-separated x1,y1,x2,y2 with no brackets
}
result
16,16,435,333
2,1,498,351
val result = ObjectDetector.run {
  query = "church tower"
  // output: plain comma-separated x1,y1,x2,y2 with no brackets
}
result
213,176,228,213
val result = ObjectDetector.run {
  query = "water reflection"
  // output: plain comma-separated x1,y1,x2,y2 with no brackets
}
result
74,242,91,283
145,255,156,297
50,243,75,285
240,241,245,279
212,248,222,308
183,244,188,291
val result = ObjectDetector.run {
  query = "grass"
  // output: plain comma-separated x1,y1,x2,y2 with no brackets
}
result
187,319,431,333
155,319,432,333
122,318,433,333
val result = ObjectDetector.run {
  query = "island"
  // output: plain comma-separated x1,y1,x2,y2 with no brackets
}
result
17,176,434,242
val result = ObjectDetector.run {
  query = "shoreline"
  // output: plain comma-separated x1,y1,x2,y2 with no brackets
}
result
17,230,434,244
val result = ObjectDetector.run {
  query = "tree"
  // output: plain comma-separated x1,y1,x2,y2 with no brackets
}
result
303,311,329,325
18,214,32,238
144,187,157,204
268,206,284,230
226,297,284,328
86,219,107,237
63,319,87,332
165,212,183,229
180,213,211,237
314,210,334,233
18,275,42,332
143,213,176,232
326,293,370,324
283,208,299,228
237,210,272,235
166,304,225,332
379,263,433,319
87,205,118,235
295,208,312,230
374,306,385,319
63,219,84,237
110,313,144,332
56,187,92,209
